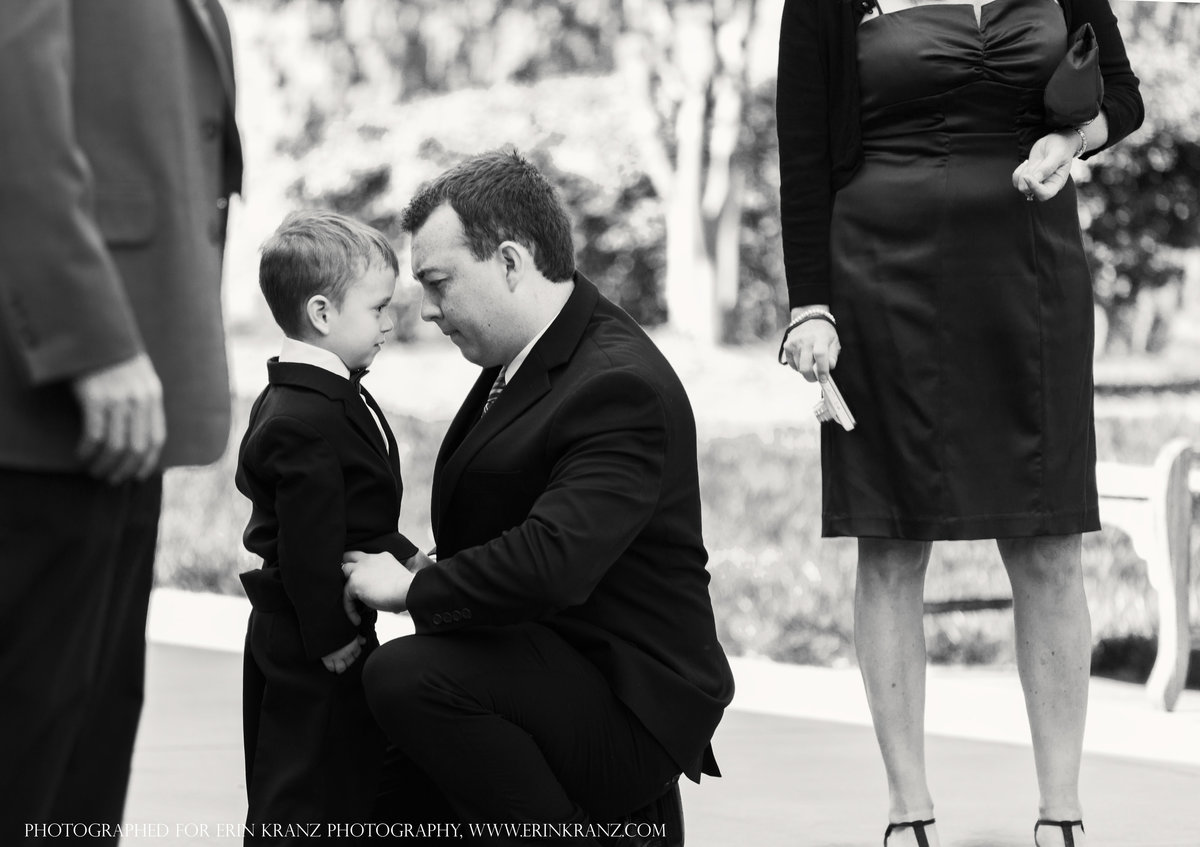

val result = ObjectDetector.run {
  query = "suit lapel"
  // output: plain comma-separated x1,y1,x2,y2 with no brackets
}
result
431,368,496,535
179,0,236,108
344,388,390,463
361,386,400,480
434,362,552,527
432,273,600,533
267,359,388,463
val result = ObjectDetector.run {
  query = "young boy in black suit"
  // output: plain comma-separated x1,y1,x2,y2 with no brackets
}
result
236,210,422,839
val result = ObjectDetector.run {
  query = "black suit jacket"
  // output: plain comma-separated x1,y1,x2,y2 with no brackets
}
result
408,274,735,781
236,360,418,659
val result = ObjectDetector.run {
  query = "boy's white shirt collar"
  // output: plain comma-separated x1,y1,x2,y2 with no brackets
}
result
277,337,390,452
278,337,350,379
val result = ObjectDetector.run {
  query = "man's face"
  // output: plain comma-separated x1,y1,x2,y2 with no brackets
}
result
324,260,396,371
411,203,513,367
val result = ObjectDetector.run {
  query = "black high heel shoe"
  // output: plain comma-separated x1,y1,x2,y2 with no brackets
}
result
884,819,936,847
1034,819,1084,847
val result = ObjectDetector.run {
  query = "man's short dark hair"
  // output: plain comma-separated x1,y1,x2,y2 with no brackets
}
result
259,210,398,338
401,149,575,282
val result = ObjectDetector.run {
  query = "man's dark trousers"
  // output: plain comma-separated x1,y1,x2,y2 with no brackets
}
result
366,623,680,845
0,470,162,843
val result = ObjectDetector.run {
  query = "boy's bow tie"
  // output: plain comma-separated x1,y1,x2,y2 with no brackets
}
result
349,368,369,388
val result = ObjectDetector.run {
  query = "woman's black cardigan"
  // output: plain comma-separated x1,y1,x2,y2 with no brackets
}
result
776,0,1146,309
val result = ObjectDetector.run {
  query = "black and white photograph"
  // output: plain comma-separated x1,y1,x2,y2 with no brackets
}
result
1,0,1197,844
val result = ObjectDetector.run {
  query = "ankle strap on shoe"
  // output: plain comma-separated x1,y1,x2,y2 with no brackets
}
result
884,819,935,847
1035,819,1084,847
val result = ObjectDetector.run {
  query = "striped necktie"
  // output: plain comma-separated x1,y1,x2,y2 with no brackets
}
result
482,371,506,416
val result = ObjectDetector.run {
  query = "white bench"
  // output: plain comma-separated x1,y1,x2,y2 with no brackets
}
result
1097,438,1197,711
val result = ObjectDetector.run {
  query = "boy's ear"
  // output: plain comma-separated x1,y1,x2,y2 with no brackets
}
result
305,294,334,336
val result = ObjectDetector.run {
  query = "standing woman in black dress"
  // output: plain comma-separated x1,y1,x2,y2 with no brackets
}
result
776,0,1142,843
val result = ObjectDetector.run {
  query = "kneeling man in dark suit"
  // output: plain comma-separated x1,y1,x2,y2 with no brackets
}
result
342,150,734,844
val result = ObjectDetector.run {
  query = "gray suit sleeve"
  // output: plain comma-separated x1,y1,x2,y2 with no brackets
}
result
0,0,143,386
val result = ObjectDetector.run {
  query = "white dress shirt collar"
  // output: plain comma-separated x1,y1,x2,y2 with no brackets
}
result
278,337,350,380
503,302,567,383
279,338,390,452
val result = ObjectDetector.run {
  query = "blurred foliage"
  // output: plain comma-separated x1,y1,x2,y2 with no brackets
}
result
247,0,620,113
159,397,1200,671
727,79,787,343
548,158,668,327
1074,2,1200,354
233,0,1200,347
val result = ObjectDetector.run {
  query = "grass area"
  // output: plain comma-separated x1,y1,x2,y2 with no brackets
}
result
157,398,1200,671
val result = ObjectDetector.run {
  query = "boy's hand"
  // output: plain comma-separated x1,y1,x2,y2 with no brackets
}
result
321,635,366,674
404,550,435,573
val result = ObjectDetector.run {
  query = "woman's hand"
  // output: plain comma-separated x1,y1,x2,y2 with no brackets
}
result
1012,130,1079,202
782,306,840,384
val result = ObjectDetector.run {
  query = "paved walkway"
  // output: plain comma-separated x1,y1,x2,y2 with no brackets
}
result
121,590,1200,846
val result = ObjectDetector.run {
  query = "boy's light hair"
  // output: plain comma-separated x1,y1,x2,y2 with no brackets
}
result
259,210,398,338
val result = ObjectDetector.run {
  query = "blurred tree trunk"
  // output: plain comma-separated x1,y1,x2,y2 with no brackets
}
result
618,0,758,344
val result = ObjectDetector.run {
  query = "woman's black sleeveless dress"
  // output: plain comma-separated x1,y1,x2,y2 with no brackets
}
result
823,0,1101,539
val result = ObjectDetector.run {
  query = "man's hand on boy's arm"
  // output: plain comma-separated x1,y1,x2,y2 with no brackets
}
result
321,634,366,674
342,550,416,615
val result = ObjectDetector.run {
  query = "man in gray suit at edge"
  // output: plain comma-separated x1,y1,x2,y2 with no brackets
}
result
0,1,242,841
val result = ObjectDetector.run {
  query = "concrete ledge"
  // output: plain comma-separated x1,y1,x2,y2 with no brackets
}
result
148,587,1200,769
147,586,415,653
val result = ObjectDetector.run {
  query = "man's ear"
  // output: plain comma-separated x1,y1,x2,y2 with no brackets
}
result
305,294,334,336
498,241,528,291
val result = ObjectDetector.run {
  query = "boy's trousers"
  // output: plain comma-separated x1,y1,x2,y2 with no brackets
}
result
242,601,385,844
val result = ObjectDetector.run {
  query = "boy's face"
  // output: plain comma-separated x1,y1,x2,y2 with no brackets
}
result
324,261,397,371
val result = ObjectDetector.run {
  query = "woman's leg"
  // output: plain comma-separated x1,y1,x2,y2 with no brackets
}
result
855,538,940,845
996,534,1091,846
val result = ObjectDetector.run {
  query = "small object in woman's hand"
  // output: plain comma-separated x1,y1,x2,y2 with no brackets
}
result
814,368,857,431
1024,192,1035,202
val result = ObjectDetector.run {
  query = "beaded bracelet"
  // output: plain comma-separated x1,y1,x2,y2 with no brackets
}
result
777,309,837,366
1072,125,1088,158
1072,116,1096,158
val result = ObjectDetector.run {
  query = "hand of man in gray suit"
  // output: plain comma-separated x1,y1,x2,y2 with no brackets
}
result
71,352,166,483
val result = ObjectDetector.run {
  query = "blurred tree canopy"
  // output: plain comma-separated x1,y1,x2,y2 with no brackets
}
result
616,0,762,343
234,0,1200,349
1075,2,1200,354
